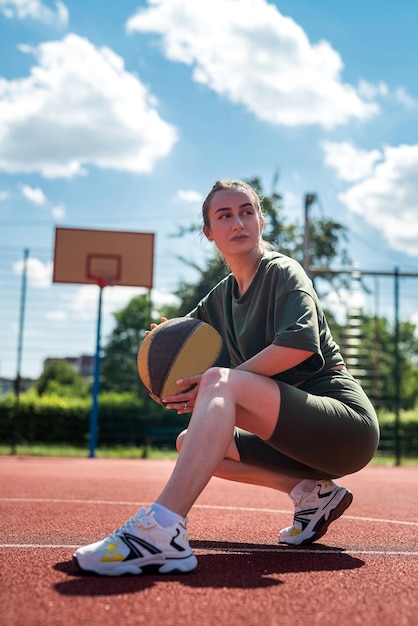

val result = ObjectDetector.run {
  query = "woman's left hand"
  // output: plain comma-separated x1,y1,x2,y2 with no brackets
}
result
145,317,167,336
162,374,202,413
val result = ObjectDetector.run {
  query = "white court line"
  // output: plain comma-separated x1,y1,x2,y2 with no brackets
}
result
195,504,418,527
0,543,417,557
1,497,417,527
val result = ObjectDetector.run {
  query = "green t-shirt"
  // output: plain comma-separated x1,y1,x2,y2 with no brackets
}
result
188,250,344,385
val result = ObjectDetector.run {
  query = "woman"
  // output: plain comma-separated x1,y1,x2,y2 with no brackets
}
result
74,179,379,576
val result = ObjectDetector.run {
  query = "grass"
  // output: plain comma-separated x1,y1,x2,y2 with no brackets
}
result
0,443,179,460
1,442,417,466
1,443,417,466
370,454,418,467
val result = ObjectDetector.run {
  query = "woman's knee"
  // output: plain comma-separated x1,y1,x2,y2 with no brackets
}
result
199,366,229,390
176,429,188,452
198,366,242,403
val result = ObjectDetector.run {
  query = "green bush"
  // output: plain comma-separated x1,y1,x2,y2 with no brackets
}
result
0,390,189,449
377,409,418,458
35,361,90,398
1,392,417,458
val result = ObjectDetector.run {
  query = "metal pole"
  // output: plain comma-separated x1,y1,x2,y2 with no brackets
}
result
303,194,316,275
15,248,29,396
373,277,380,403
12,248,29,454
393,267,401,466
148,288,152,327
88,284,104,458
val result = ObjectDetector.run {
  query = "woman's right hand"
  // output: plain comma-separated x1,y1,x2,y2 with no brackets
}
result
162,373,202,413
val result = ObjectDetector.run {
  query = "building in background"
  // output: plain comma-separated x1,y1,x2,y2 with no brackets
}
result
43,355,94,379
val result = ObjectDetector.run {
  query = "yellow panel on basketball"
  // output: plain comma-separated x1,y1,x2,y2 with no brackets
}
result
137,329,152,395
137,317,229,404
160,322,224,399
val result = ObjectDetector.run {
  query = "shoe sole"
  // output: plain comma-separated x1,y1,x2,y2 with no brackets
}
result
299,489,353,545
73,553,198,576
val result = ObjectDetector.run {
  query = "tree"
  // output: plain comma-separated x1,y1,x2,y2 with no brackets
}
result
100,294,152,395
36,361,89,397
356,315,418,410
174,176,350,314
100,175,418,411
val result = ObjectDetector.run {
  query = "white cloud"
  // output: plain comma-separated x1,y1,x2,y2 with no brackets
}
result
48,285,178,328
57,285,146,322
358,79,417,109
0,189,10,201
394,86,417,109
322,141,382,182
51,202,65,219
0,34,178,178
282,190,300,212
0,0,68,26
173,189,203,204
127,0,378,129
57,285,99,321
357,79,389,101
13,256,53,288
45,309,67,321
151,289,180,309
20,183,47,205
103,286,178,318
19,182,66,218
323,286,366,324
332,143,418,257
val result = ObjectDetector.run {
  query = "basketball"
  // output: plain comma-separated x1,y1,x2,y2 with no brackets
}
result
137,317,229,404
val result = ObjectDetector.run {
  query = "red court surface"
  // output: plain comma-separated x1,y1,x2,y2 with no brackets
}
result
1,456,417,626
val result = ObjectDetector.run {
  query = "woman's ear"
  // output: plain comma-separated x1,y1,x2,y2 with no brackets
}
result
203,225,213,242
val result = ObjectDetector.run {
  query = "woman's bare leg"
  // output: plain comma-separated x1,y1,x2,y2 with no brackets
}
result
156,367,283,516
176,429,299,494
213,459,299,493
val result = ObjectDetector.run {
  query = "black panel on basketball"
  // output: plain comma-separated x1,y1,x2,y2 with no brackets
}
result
147,318,200,400
137,317,229,404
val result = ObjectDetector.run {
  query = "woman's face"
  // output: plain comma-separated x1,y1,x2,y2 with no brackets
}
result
203,188,264,256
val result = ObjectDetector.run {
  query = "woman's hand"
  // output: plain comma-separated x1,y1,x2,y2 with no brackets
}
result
145,317,167,336
162,374,202,414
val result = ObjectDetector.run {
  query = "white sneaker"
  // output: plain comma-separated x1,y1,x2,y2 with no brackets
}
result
74,507,197,575
279,480,353,545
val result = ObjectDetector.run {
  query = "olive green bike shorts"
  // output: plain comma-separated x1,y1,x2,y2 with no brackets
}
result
234,370,380,480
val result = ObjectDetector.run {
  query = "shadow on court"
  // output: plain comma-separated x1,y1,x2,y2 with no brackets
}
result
53,545,364,596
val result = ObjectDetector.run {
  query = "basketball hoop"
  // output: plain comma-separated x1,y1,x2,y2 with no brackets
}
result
52,226,155,458
52,227,154,288
86,253,122,288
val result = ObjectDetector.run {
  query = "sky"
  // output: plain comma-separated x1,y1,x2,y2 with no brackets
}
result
1,0,418,381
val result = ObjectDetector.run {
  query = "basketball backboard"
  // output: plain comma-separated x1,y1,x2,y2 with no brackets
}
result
53,227,154,288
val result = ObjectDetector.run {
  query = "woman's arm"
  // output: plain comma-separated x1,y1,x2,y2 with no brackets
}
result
162,345,314,413
235,344,314,378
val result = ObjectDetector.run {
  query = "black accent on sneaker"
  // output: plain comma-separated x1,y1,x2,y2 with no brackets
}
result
294,508,318,530
316,482,338,498
299,490,353,545
141,563,195,576
122,533,163,558
170,528,187,552
317,489,334,498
